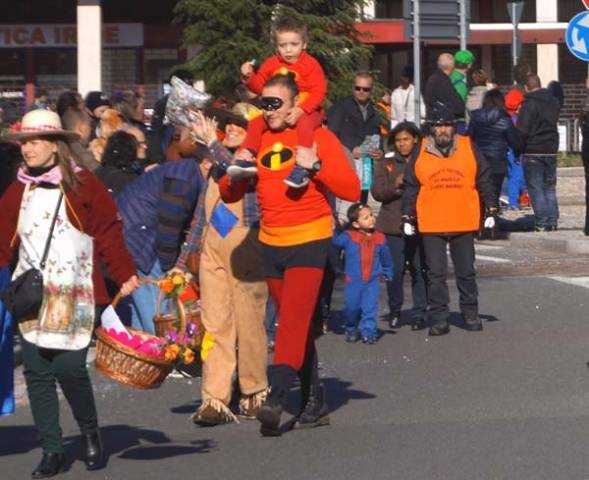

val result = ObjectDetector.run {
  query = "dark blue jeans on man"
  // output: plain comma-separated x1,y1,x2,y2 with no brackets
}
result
385,234,427,322
523,154,559,229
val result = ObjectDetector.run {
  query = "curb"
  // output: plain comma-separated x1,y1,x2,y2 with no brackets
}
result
509,231,589,255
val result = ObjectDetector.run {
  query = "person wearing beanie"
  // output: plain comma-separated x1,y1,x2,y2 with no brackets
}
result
402,104,496,336
450,49,475,134
503,87,529,209
85,91,110,122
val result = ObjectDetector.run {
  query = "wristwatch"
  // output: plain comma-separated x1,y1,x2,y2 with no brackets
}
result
309,160,322,173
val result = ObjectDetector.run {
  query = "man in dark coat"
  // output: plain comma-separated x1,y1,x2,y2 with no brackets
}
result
327,71,383,201
517,74,561,231
424,53,465,121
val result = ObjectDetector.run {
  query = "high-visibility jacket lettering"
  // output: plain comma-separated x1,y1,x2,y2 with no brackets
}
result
415,136,480,233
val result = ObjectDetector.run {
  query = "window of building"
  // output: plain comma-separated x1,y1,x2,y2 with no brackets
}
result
558,0,585,23
375,0,403,19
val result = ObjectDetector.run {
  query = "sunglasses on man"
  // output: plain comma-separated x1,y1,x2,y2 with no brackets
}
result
259,96,284,111
354,85,372,92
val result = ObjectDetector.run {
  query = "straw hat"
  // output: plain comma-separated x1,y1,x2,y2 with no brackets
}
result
205,102,262,130
4,109,80,142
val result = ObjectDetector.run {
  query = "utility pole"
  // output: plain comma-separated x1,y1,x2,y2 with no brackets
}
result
507,0,525,80
413,0,421,127
459,0,467,50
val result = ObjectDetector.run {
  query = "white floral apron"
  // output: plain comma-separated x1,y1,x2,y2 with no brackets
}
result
15,185,95,350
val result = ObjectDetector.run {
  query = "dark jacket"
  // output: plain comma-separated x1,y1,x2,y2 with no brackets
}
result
371,152,413,235
517,88,560,154
147,94,170,164
424,69,465,120
116,159,204,273
469,107,521,175
95,165,141,196
326,96,381,151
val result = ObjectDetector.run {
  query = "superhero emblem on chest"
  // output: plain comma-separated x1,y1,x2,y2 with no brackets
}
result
273,66,300,82
259,142,295,171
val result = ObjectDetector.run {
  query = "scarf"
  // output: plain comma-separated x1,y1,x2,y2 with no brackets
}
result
17,162,82,186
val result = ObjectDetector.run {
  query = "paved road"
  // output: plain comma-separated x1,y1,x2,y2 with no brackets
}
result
3,241,589,480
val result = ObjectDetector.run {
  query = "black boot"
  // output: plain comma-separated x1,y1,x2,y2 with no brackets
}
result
31,453,66,478
463,314,483,332
411,318,427,331
295,382,330,429
256,365,295,437
295,347,329,428
428,320,450,336
82,432,104,471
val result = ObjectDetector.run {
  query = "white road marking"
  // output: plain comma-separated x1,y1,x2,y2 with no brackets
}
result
475,254,510,264
475,244,503,251
550,276,589,289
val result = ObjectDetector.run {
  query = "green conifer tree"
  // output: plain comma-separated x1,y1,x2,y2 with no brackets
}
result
174,0,373,104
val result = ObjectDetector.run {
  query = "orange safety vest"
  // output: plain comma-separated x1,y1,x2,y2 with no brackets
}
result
415,135,480,233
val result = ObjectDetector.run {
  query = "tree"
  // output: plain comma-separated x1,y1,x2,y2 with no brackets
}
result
174,0,374,104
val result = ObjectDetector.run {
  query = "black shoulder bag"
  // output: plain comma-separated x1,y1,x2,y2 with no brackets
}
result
0,192,64,323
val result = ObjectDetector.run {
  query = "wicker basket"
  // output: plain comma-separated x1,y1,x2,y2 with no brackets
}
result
95,327,172,389
94,282,173,389
154,288,203,348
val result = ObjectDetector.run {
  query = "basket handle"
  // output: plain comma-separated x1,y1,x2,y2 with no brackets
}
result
110,277,161,309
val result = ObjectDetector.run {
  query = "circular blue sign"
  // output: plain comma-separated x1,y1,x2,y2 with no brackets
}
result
566,11,589,62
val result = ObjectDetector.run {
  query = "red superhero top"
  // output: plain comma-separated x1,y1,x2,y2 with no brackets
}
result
219,126,360,247
245,52,327,114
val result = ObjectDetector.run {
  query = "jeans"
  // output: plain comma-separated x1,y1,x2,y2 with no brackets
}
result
507,149,526,208
264,297,277,343
523,154,559,228
385,234,427,320
343,278,381,337
129,258,170,334
422,233,478,324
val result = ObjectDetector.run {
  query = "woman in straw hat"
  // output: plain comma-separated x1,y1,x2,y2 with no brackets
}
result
0,109,139,478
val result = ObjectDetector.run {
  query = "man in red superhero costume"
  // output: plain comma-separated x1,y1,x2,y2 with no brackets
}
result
219,75,360,436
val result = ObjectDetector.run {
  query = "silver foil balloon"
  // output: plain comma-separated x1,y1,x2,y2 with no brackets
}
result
165,76,212,127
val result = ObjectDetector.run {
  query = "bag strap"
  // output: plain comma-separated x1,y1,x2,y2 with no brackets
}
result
40,192,64,270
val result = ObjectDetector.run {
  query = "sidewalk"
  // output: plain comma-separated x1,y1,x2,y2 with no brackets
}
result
502,166,588,254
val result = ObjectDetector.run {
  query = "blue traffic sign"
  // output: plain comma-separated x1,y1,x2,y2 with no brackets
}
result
566,11,589,61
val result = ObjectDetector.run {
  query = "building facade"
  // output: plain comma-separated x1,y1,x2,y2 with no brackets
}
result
360,0,588,124
0,0,182,115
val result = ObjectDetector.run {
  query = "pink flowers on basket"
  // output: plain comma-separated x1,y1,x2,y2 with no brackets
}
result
105,328,166,358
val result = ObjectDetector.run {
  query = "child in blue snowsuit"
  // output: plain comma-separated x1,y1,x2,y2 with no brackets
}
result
333,203,393,344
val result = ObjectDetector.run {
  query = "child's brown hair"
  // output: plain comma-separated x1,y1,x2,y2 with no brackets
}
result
347,203,369,226
271,17,308,44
